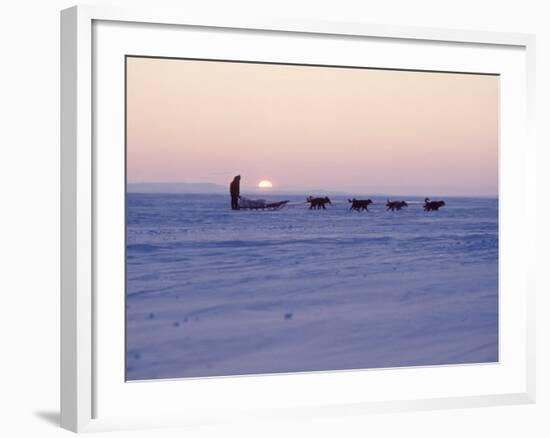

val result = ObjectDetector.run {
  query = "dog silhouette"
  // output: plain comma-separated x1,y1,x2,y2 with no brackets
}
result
348,198,373,211
423,198,446,211
307,196,332,210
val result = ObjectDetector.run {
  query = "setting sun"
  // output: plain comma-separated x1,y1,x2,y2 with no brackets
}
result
258,180,273,188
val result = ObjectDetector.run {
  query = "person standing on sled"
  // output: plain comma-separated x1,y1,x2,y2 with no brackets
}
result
229,175,241,210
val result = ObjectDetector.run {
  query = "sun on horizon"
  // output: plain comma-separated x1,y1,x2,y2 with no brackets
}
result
258,180,273,188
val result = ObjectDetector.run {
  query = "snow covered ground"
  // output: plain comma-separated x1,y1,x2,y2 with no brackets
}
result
126,193,498,380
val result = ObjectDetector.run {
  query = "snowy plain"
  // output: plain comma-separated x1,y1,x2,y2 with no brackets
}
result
126,193,498,380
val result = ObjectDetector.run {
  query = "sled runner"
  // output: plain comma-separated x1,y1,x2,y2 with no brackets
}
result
238,197,290,210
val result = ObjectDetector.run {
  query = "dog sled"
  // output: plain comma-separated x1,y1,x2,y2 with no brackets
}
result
238,197,290,210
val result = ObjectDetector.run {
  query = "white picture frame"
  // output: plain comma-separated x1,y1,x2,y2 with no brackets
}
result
60,4,536,433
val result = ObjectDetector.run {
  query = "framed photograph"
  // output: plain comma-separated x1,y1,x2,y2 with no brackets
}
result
61,5,536,433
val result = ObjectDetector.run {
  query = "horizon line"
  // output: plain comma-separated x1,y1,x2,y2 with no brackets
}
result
126,191,498,199
127,182,497,194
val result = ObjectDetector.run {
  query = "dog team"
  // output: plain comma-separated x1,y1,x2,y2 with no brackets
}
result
306,196,445,212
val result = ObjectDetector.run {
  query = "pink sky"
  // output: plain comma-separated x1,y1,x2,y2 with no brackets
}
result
126,57,498,196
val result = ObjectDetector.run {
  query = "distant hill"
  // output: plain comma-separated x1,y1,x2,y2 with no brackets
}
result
127,182,370,196
127,182,352,196
128,183,483,198
127,182,227,194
